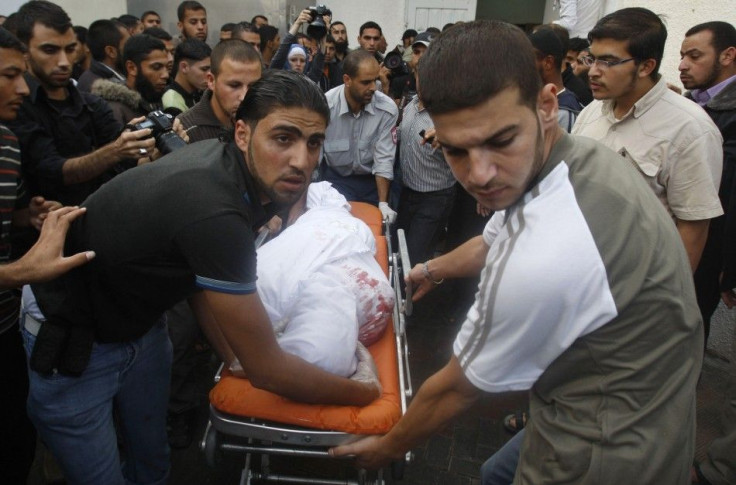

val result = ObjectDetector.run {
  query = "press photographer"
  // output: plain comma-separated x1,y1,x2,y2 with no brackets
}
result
269,7,331,85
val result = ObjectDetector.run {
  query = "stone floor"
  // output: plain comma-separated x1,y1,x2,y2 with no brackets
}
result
162,280,734,485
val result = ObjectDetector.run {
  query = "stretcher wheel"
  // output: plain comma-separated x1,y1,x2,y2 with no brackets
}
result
391,459,405,480
204,427,223,467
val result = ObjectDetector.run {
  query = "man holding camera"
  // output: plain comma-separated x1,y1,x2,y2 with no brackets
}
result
9,1,156,208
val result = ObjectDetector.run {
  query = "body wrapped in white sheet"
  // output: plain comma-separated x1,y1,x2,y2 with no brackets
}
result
253,182,394,377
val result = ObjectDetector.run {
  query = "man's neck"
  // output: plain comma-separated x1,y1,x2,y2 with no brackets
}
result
344,89,365,115
174,75,194,94
707,69,736,90
613,76,656,119
32,73,68,101
210,94,232,128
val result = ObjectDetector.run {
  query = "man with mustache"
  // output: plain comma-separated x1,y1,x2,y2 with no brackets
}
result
332,18,703,485
680,21,736,485
91,34,170,125
22,69,380,485
8,1,155,209
573,8,723,275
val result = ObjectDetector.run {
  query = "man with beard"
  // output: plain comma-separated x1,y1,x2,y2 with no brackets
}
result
680,21,736,485
177,0,208,44
332,19,703,485
76,18,129,92
22,69,379,485
91,34,169,125
573,8,723,275
9,1,155,207
330,21,350,62
321,49,398,219
178,39,262,142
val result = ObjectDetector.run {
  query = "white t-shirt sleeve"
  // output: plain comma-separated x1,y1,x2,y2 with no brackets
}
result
454,164,618,393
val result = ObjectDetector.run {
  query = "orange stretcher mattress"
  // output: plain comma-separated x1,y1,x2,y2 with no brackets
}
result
209,203,402,435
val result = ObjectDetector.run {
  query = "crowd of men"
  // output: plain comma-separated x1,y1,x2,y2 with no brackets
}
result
0,1,734,484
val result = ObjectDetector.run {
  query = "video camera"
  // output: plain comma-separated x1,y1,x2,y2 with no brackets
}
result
129,110,187,155
383,51,411,77
306,4,331,39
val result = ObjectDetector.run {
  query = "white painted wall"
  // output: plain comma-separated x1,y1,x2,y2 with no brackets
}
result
330,0,408,53
543,0,736,87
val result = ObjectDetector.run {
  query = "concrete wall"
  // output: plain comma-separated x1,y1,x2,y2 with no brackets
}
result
543,0,736,87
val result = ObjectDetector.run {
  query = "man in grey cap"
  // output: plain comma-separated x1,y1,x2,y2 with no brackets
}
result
389,31,435,105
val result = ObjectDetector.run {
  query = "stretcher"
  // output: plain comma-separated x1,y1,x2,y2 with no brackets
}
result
201,202,414,485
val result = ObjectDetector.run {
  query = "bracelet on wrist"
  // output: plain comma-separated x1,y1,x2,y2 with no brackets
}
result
422,260,444,285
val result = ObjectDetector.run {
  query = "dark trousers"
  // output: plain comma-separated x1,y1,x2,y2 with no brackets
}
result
0,321,36,484
396,185,456,266
320,165,378,205
694,215,725,346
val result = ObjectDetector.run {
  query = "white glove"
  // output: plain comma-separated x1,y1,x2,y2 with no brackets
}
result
350,342,382,396
378,202,397,224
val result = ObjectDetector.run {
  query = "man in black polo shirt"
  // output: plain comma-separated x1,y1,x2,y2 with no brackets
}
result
22,70,380,485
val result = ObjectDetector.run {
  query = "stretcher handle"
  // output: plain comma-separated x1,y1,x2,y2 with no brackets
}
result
397,229,413,316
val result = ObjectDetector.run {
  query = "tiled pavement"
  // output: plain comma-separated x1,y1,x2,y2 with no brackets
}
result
164,279,734,485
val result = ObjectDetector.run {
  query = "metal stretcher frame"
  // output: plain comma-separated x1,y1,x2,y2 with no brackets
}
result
200,209,414,485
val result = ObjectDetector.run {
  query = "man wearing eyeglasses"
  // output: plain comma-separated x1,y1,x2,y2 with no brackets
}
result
573,8,723,274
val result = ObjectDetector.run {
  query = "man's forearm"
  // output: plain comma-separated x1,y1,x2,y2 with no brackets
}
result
380,357,479,457
676,218,710,272
376,175,391,203
62,143,121,185
428,235,489,280
203,290,379,406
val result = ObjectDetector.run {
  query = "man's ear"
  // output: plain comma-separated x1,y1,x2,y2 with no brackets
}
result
234,119,251,154
342,73,350,86
125,59,138,78
206,71,215,91
637,58,657,79
179,60,189,75
720,46,736,67
537,83,559,129
177,21,183,34
105,45,117,61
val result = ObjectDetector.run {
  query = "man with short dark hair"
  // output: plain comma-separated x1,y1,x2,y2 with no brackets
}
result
9,1,155,206
177,38,262,142
321,49,398,220
76,18,129,92
259,24,280,66
330,20,349,62
318,34,343,92
91,34,169,124
357,21,382,61
251,14,268,29
23,69,379,485
143,26,175,73
141,10,161,29
332,18,703,485
530,27,583,131
231,21,260,51
70,25,90,80
177,0,207,43
219,22,235,41
680,21,736,485
118,14,143,36
573,8,723,273
162,38,211,115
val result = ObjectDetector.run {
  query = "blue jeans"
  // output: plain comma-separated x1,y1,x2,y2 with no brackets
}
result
481,429,524,485
22,315,172,485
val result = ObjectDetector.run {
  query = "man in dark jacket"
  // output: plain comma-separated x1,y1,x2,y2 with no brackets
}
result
681,20,736,485
76,19,129,92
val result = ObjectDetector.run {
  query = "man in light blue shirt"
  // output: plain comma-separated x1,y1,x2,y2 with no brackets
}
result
321,49,398,221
